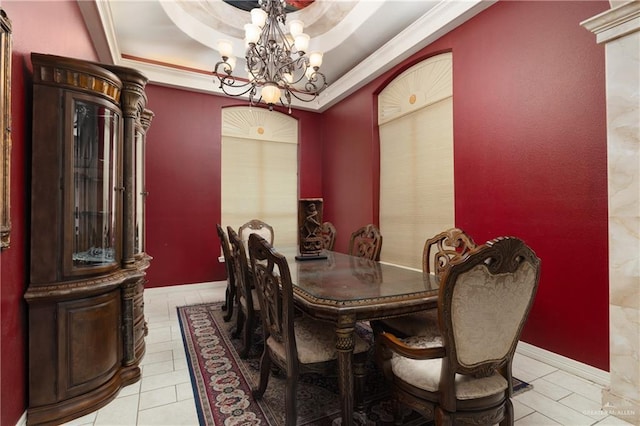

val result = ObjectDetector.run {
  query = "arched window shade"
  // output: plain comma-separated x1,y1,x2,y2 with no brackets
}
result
378,53,455,268
221,107,298,246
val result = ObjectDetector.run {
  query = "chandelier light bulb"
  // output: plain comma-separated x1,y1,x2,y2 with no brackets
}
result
288,20,304,37
261,84,281,105
217,40,233,58
294,33,310,53
244,24,260,45
250,8,267,27
282,72,293,84
309,52,323,69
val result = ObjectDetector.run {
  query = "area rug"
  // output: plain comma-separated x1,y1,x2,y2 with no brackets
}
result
177,302,531,426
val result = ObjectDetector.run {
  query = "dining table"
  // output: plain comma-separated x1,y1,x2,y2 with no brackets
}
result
280,247,440,426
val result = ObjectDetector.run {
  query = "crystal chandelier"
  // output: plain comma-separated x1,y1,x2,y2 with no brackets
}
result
213,0,327,111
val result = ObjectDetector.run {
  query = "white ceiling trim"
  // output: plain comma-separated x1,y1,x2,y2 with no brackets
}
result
79,0,495,113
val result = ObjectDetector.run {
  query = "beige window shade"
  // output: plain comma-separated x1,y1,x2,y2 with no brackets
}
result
221,107,298,247
378,53,454,268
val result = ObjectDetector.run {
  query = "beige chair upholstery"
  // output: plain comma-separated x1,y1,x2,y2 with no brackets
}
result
375,228,477,338
227,226,260,359
348,223,382,261
216,224,236,323
377,236,541,426
238,219,274,252
321,221,336,251
248,233,370,426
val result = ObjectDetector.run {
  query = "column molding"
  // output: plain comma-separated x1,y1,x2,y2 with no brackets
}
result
582,1,640,423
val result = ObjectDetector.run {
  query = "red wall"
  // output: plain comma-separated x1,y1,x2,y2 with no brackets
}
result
0,2,98,425
144,86,323,287
0,1,612,424
322,1,609,370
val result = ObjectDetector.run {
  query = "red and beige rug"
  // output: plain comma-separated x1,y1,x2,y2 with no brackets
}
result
177,302,530,425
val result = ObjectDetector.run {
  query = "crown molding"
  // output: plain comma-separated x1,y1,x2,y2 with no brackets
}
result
79,0,495,113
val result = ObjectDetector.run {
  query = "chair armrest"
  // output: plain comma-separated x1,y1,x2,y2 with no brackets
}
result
377,331,446,360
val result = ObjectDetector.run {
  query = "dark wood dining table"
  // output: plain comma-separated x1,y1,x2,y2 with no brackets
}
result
280,248,440,426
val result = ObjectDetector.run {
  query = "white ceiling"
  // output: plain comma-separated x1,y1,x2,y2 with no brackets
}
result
79,0,495,112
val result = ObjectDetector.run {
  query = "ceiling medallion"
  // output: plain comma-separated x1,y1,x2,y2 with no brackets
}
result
213,0,327,112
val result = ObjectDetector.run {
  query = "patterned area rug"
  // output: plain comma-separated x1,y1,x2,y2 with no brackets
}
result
177,303,531,426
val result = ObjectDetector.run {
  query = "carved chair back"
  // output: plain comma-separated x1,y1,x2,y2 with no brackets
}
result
348,224,383,261
423,227,477,279
229,226,262,357
239,219,274,253
228,227,254,318
438,236,540,411
248,233,297,369
216,224,236,320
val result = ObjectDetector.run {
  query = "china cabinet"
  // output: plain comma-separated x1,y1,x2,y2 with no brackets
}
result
24,53,152,425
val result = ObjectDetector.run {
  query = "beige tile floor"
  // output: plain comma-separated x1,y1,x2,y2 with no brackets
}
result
63,282,632,426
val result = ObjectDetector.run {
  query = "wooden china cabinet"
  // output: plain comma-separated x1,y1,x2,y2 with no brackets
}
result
24,53,152,425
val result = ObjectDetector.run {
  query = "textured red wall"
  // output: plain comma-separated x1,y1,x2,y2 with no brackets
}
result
322,1,609,370
144,85,323,287
321,93,379,253
0,2,98,425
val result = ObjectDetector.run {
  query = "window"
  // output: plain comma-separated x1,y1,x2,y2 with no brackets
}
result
221,106,298,246
378,53,454,268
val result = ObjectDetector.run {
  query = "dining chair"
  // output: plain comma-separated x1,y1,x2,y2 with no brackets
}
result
376,236,541,425
348,223,382,261
374,228,478,338
321,221,336,251
227,226,261,359
216,224,236,322
238,219,274,252
248,233,371,426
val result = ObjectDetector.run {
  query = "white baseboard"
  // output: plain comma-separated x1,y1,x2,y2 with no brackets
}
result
516,341,610,386
15,410,26,426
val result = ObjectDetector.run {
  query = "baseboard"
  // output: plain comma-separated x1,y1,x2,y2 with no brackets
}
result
145,281,227,295
516,341,610,386
15,410,26,426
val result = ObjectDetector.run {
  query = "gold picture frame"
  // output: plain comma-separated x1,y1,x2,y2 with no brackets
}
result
0,8,11,249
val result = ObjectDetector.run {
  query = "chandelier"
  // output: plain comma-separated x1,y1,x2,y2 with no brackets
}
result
213,0,327,111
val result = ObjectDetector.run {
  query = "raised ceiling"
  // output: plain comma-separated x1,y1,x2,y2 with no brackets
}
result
79,0,494,112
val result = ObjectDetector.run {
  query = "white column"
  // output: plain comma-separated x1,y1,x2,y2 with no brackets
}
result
582,2,640,423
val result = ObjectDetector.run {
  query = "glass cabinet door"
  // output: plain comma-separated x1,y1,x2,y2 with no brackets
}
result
134,128,144,256
70,97,120,271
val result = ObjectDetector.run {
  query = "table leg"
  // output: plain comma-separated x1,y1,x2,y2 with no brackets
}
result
336,314,356,426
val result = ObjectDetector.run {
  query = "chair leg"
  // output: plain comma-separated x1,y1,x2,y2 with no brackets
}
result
222,282,235,322
435,406,453,426
233,307,244,339
392,395,405,426
499,398,514,426
239,311,254,359
285,368,299,426
252,349,272,399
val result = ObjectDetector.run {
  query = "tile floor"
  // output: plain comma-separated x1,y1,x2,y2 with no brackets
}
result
62,282,632,426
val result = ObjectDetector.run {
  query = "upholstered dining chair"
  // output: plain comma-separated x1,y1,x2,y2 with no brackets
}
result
238,219,274,252
321,221,336,251
216,224,236,322
248,233,370,426
227,226,261,358
348,224,383,261
373,228,478,338
376,236,541,425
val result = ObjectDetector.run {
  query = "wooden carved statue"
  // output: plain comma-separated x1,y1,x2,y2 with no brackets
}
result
296,198,327,260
